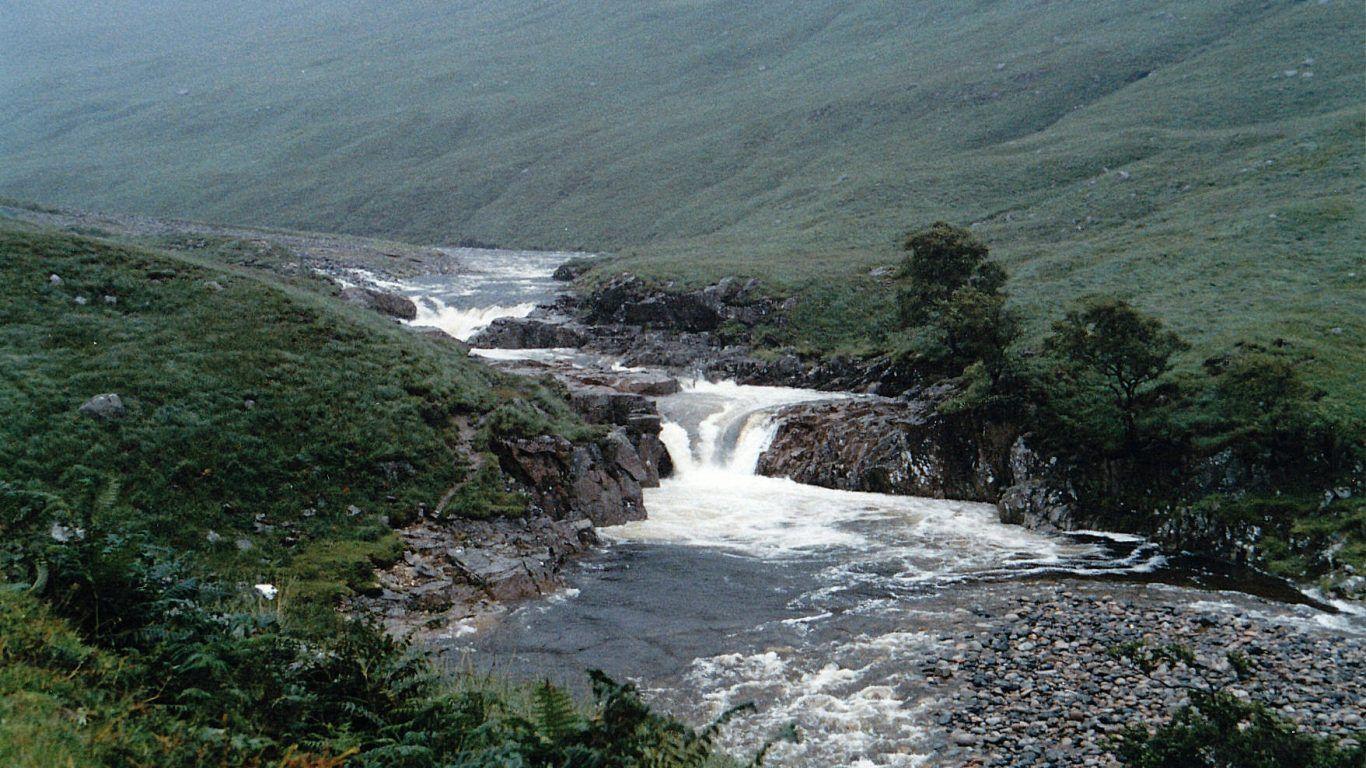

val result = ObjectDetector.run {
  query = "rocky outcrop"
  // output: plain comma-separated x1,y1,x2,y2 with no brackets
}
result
582,273,778,334
754,383,1089,534
468,317,588,349
340,286,418,320
472,354,676,484
360,512,596,637
410,325,473,352
757,386,1014,500
995,437,1077,532
552,258,597,282
492,431,649,527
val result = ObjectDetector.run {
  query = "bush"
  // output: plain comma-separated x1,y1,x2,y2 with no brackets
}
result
1111,643,1362,768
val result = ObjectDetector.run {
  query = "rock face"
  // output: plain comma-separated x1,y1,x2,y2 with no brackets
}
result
340,286,418,320
467,317,587,348
756,388,1014,501
361,513,596,636
754,382,1084,534
492,432,649,527
78,393,127,420
582,273,777,334
995,437,1077,532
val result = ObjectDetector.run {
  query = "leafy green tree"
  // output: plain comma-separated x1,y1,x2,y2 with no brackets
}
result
896,223,1018,381
1046,297,1189,446
897,222,1004,326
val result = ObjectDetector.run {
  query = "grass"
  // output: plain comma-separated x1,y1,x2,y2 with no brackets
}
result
0,221,582,602
1,1,1361,413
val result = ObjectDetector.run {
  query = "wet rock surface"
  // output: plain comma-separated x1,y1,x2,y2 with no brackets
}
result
921,583,1365,767
756,389,1013,501
468,317,588,348
358,513,597,640
493,432,650,527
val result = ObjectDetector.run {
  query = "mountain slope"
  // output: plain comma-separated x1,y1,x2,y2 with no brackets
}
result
1,0,1361,407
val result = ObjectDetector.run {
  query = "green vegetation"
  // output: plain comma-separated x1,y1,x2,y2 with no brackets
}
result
1110,643,1363,767
0,222,775,764
0,222,588,602
882,224,1361,584
2,1,1360,410
0,535,773,766
1045,296,1190,447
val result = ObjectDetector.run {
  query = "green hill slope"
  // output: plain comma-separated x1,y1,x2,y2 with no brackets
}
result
1,1,1361,406
0,221,580,597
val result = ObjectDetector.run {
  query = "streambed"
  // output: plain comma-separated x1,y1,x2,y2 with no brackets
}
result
381,253,1363,767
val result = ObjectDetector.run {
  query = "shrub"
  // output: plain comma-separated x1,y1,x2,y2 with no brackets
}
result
1111,643,1362,768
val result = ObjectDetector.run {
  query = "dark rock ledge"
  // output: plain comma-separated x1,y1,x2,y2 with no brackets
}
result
356,352,678,638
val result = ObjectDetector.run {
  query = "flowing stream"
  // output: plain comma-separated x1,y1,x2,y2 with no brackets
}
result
384,254,1362,767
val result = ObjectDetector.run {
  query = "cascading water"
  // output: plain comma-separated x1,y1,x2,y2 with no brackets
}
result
411,261,1359,768
478,378,1185,766
385,246,581,341
411,298,538,341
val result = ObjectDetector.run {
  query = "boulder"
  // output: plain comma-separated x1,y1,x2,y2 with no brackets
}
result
340,287,417,320
492,430,649,526
78,393,126,420
756,387,1013,501
467,317,586,348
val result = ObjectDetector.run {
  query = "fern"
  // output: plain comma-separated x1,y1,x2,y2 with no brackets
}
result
531,679,582,743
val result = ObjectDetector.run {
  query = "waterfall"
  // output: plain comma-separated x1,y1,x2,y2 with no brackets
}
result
653,380,833,479
410,295,537,341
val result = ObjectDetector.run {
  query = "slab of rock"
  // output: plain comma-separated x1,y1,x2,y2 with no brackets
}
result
756,389,1014,501
340,286,417,320
467,317,586,348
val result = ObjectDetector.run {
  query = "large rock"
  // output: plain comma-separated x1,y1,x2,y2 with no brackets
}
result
565,387,671,483
581,272,779,334
492,430,649,526
340,287,417,320
756,388,1014,501
552,258,596,282
467,317,587,348
995,437,1077,532
78,393,127,420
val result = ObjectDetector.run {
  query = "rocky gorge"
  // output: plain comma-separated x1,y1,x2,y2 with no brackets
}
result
327,253,1361,766
466,268,1362,602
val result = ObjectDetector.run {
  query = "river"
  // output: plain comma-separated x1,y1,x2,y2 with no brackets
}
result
381,250,1363,767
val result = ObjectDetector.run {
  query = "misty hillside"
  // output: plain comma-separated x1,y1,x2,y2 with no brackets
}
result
2,1,1362,404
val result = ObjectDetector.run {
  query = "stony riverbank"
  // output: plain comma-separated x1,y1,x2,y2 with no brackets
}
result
920,582,1364,767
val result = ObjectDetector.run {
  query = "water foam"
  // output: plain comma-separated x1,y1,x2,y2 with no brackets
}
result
674,631,943,767
410,295,537,341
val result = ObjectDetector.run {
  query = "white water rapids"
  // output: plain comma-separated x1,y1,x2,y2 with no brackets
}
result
609,379,1144,574
391,253,1358,768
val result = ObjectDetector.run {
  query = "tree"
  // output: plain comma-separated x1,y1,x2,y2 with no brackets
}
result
938,286,1018,371
896,223,1017,379
898,222,1004,326
1046,297,1189,446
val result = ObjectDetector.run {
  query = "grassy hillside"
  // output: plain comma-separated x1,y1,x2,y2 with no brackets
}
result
1,1,1361,409
0,223,762,766
0,221,584,602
